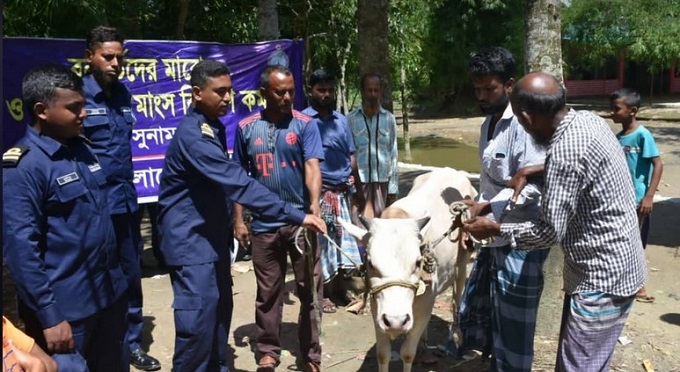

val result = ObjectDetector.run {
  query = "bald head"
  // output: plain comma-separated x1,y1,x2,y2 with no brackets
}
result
512,72,566,117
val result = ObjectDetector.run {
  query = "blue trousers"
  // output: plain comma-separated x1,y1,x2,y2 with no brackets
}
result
21,297,129,372
112,212,145,354
170,261,232,372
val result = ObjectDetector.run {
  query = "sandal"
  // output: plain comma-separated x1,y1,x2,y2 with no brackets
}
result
257,355,278,371
321,298,337,313
304,361,321,372
635,295,655,303
330,292,355,307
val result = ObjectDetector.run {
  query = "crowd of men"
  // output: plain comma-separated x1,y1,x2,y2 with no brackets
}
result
2,25,661,372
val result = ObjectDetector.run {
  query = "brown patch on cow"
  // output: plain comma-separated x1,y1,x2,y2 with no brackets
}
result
381,207,409,219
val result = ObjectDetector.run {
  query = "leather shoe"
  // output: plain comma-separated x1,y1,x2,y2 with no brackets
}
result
130,349,161,371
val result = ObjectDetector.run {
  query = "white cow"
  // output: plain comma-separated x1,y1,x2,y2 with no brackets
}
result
342,167,476,372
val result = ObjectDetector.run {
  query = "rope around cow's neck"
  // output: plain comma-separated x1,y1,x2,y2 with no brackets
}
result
448,201,494,246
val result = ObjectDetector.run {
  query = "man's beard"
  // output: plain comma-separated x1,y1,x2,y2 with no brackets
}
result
528,131,550,149
92,66,117,87
362,97,379,107
312,97,334,111
479,95,509,115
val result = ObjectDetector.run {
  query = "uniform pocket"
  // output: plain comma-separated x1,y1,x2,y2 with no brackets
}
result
55,181,88,203
45,180,89,218
172,295,203,337
83,113,111,142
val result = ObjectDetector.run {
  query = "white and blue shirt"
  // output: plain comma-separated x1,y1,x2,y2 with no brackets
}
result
477,104,546,247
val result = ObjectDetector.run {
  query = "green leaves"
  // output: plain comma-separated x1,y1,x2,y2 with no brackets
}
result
563,0,680,71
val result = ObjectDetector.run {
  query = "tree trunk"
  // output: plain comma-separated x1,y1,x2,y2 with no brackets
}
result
175,0,190,40
524,0,564,83
399,38,412,163
524,0,565,350
337,40,352,114
357,0,392,111
258,0,279,41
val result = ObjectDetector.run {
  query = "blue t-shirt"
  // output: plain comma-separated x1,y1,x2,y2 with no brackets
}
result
301,107,355,186
234,110,324,233
616,125,660,204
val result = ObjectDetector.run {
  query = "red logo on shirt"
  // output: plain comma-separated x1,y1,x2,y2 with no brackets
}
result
285,132,298,146
255,153,275,177
254,137,264,146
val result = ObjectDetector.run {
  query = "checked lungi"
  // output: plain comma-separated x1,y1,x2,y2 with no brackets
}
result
458,245,547,372
319,184,361,282
491,245,548,372
556,292,634,372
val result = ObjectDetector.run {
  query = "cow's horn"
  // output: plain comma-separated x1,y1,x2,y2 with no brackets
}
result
416,216,430,231
359,215,373,230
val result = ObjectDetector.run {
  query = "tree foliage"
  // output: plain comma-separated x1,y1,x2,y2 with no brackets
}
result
421,0,524,113
5,0,674,116
562,0,680,72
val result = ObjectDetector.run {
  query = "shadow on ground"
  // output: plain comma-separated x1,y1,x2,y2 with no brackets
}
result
353,314,490,371
648,198,680,248
660,313,680,327
232,321,310,371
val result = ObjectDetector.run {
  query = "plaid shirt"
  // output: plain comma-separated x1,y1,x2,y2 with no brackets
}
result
500,109,647,296
347,106,399,194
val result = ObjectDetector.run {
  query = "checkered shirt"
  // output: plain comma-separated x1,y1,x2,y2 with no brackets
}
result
500,109,647,296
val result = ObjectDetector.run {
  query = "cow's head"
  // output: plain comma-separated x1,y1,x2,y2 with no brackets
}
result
342,216,430,338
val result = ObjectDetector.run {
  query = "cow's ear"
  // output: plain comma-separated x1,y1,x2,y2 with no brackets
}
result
339,218,369,241
358,215,373,230
416,216,430,231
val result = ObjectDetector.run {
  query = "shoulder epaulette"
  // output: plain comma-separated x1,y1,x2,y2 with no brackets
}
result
3,145,30,167
200,123,215,139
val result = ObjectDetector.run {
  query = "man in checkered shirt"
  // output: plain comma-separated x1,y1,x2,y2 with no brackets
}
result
464,72,647,371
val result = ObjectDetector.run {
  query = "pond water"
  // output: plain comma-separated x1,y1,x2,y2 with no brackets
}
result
398,135,481,173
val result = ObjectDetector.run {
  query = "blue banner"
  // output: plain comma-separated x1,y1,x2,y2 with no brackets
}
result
3,37,305,202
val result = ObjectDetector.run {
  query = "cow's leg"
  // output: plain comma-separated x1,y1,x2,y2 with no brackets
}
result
372,299,392,372
400,296,435,372
375,329,392,372
400,317,430,372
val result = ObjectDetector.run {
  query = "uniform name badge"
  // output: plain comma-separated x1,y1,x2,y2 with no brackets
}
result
57,172,80,186
88,163,102,173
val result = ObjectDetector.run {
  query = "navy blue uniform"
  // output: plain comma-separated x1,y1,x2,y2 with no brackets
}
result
3,126,129,371
81,74,145,355
158,107,306,371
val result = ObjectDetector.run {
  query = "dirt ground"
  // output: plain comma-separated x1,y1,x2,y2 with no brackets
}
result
3,109,679,371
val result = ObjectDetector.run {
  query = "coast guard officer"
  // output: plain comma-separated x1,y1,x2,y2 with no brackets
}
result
158,60,326,371
81,26,161,370
3,65,128,371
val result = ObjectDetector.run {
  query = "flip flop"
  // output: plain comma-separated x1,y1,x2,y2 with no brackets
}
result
636,295,655,303
321,298,337,313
